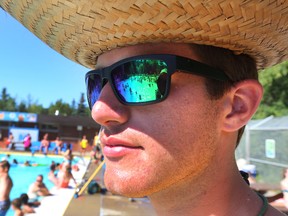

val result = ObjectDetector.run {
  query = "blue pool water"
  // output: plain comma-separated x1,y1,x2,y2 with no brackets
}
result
0,153,68,216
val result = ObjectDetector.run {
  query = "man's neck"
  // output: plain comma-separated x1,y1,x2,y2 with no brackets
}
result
149,164,262,216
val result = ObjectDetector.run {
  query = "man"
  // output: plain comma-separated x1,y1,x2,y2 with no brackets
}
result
1,1,288,215
0,160,13,216
52,136,63,154
39,133,49,155
27,175,51,201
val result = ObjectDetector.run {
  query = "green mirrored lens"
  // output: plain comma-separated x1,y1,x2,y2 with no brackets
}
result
112,59,168,103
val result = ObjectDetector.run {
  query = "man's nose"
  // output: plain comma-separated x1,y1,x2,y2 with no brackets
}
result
91,83,130,127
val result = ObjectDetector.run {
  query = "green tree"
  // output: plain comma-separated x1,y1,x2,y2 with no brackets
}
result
77,93,89,116
48,99,73,116
27,104,46,114
254,61,288,119
0,88,90,116
0,88,9,108
0,88,16,111
18,101,27,112
71,99,77,115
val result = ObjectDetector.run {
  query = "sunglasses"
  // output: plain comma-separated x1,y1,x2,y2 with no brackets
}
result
85,54,229,109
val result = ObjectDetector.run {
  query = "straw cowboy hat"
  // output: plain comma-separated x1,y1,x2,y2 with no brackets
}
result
1,0,287,69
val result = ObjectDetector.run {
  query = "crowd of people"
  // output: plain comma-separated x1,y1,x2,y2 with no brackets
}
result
0,155,81,215
0,131,104,215
5,132,101,158
6,133,32,152
3,131,104,169
9,163,79,215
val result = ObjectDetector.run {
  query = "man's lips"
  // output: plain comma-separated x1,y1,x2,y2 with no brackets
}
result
101,137,143,158
103,145,142,158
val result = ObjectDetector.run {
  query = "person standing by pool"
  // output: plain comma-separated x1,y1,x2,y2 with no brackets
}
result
23,133,31,152
0,160,13,216
6,132,14,150
39,133,49,155
61,143,73,165
52,136,63,154
79,135,88,157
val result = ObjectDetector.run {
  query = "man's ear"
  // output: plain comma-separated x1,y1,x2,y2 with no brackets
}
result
222,80,263,132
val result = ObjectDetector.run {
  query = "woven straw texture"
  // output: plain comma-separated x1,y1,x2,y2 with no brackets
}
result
1,0,288,69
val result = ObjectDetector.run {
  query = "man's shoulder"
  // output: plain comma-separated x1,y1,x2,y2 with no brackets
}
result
1,174,12,182
41,183,48,188
267,205,286,216
28,182,36,189
8,175,13,184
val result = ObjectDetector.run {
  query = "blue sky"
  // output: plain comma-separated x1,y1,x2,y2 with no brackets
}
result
0,10,89,108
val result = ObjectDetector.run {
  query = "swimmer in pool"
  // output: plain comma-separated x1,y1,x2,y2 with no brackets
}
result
27,175,51,201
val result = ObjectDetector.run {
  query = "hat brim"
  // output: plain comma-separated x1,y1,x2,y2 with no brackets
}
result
1,0,288,69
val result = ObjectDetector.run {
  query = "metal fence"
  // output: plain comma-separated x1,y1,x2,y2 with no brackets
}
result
236,115,288,183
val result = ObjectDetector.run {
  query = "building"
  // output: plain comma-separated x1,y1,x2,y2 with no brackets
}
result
0,111,100,149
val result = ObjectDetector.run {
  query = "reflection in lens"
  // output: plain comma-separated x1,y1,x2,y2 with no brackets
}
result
87,74,102,108
112,59,168,103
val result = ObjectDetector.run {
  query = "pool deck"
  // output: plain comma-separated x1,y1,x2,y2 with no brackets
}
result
32,157,89,216
64,161,156,216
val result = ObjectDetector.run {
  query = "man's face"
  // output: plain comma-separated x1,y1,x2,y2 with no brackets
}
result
36,176,43,186
92,43,224,198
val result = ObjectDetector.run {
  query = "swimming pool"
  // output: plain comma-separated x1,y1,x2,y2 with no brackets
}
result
0,153,69,216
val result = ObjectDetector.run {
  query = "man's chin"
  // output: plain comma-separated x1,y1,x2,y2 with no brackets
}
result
104,174,150,198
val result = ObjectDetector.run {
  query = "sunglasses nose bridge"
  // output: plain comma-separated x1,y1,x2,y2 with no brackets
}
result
102,78,109,88
100,67,111,86
94,67,108,88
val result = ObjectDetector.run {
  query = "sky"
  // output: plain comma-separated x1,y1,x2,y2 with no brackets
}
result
0,10,89,108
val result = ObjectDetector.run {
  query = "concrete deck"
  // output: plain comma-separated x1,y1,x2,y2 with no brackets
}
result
64,161,156,216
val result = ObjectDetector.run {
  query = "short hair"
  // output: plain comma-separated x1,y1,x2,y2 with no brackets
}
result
191,44,258,146
0,160,10,171
64,164,72,172
12,198,22,209
19,193,29,204
37,174,43,180
50,164,56,171
191,44,258,96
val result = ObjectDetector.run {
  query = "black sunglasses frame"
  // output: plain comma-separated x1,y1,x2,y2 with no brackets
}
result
85,54,230,109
